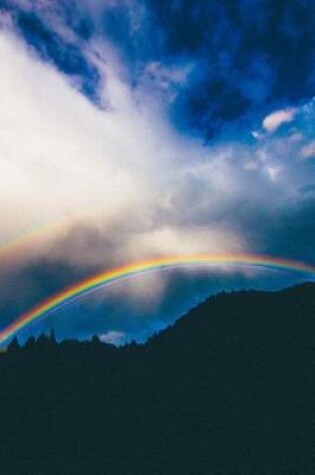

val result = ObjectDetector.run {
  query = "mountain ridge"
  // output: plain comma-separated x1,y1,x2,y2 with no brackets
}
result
1,282,314,475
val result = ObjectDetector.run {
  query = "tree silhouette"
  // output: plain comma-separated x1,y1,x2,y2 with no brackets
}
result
1,283,314,475
49,329,57,345
7,336,19,352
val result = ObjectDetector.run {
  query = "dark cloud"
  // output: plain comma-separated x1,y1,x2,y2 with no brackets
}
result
263,197,315,263
145,0,315,137
0,258,82,330
219,190,315,265
98,0,314,137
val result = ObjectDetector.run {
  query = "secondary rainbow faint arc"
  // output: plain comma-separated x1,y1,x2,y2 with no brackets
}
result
0,221,65,261
0,253,314,345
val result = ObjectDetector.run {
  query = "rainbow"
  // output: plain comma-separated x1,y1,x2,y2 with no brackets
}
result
0,253,314,345
0,221,65,262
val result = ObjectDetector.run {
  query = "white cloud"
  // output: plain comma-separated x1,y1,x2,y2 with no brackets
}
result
0,27,311,286
0,30,245,268
244,160,259,171
264,164,282,182
141,60,195,102
251,130,264,140
301,141,315,160
262,108,297,133
99,330,126,345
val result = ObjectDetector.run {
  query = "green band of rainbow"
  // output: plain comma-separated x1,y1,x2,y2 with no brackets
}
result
1,254,314,344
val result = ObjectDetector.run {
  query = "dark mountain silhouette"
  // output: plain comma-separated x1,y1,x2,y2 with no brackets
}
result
0,283,314,475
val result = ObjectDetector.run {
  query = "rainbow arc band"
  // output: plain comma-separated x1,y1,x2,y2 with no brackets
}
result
0,221,66,261
0,254,314,345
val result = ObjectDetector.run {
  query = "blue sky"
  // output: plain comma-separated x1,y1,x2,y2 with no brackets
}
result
0,0,314,344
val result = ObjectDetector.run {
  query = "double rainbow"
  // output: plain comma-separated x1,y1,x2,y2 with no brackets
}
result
0,221,65,262
0,253,314,345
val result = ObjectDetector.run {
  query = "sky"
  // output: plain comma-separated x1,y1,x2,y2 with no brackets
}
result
0,0,314,345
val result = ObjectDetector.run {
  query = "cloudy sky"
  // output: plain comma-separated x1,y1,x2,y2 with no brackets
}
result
0,0,314,344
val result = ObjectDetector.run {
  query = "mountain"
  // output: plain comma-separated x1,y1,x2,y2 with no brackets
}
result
0,283,314,475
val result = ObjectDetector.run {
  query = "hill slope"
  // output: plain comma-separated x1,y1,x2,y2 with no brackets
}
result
1,283,314,475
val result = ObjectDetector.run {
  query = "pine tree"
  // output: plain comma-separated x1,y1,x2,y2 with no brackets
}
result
49,329,57,345
8,336,20,352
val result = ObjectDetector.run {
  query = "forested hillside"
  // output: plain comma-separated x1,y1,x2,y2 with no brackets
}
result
1,283,314,475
